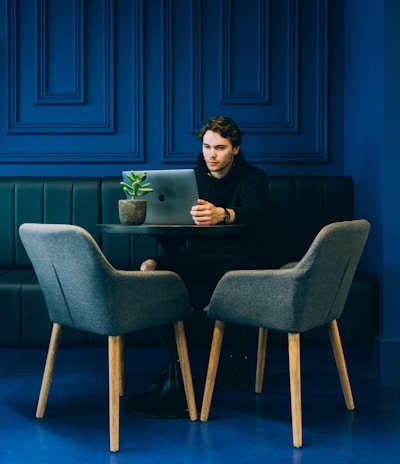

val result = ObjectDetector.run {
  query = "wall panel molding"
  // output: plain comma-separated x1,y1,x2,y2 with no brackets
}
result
1,0,144,164
163,0,328,164
36,0,85,105
7,0,114,134
1,0,327,166
221,0,270,106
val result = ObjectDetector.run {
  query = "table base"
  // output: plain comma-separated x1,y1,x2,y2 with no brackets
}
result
126,360,216,419
126,349,191,418
126,389,191,419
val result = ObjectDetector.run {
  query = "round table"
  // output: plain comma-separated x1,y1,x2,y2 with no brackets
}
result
98,223,246,257
97,223,247,418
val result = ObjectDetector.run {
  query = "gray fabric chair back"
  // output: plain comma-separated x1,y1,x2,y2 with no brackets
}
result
289,219,370,328
208,220,370,333
19,223,192,336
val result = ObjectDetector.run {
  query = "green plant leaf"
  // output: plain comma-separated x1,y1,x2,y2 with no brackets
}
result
120,170,153,199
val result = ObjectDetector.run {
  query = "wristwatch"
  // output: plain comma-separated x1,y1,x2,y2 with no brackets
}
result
224,208,231,224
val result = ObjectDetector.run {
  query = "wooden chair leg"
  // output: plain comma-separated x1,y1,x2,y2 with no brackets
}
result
200,320,225,422
255,327,268,393
119,335,125,397
288,333,302,448
174,321,197,421
329,319,355,410
109,335,121,453
36,322,62,418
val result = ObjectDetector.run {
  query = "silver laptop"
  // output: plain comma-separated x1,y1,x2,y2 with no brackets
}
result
122,169,199,225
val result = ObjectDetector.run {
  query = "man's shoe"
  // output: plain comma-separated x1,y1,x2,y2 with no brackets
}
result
220,354,250,392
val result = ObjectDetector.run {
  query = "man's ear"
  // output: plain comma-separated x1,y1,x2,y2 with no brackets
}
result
233,146,240,155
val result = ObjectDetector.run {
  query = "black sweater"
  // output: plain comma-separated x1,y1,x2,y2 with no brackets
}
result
190,151,269,266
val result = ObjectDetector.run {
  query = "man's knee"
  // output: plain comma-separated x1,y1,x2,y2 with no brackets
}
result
140,258,157,271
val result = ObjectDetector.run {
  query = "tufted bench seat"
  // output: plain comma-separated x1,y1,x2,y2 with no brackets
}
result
0,176,379,347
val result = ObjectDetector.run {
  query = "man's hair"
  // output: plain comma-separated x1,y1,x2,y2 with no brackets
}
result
197,115,242,148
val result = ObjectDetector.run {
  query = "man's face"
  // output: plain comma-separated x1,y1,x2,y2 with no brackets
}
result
202,130,240,179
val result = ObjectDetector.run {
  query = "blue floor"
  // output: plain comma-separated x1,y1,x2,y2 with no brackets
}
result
1,343,400,463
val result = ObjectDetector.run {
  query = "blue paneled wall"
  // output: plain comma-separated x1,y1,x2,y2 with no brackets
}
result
1,0,333,171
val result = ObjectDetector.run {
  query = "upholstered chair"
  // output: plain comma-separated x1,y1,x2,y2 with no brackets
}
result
19,223,197,452
200,219,370,448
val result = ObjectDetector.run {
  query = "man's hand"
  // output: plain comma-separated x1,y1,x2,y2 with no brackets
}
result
190,199,228,225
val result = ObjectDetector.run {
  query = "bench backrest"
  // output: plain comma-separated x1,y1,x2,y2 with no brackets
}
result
0,176,353,270
267,176,353,267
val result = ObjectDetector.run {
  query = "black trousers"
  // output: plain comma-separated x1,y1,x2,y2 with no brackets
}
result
156,247,259,355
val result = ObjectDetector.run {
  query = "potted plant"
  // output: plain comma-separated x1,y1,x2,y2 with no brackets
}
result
118,171,153,225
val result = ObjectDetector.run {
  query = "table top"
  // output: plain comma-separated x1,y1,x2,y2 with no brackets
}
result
97,223,247,236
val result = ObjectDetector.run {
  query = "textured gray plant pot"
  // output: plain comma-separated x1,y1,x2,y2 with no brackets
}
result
118,199,147,225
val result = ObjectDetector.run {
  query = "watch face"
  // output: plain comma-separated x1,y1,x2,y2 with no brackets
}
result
225,210,230,223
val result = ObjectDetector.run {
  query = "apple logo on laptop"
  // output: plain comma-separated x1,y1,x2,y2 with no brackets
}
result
158,193,165,202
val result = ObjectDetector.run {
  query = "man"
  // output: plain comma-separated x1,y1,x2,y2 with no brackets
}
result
141,115,269,390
